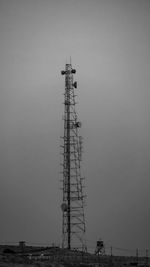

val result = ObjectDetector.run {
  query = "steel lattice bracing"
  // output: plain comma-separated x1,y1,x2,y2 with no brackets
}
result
61,63,86,251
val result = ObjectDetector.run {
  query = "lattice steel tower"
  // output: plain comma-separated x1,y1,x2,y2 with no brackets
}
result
61,63,86,250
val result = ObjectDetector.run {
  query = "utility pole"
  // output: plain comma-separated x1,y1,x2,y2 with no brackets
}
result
61,63,86,251
146,249,148,266
136,248,139,264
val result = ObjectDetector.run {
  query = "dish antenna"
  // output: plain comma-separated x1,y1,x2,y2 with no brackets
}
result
61,203,68,212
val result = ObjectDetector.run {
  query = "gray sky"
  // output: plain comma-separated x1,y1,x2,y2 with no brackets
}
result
0,0,150,254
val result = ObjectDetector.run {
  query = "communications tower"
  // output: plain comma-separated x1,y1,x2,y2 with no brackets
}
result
61,62,86,251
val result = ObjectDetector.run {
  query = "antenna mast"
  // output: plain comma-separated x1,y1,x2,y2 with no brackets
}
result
61,63,86,250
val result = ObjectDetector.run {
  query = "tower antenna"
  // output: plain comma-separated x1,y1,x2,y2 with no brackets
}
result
61,62,86,251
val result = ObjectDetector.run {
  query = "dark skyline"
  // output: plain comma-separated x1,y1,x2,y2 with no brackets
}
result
0,0,150,254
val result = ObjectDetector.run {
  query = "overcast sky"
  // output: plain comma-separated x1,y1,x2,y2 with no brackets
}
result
0,0,150,255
